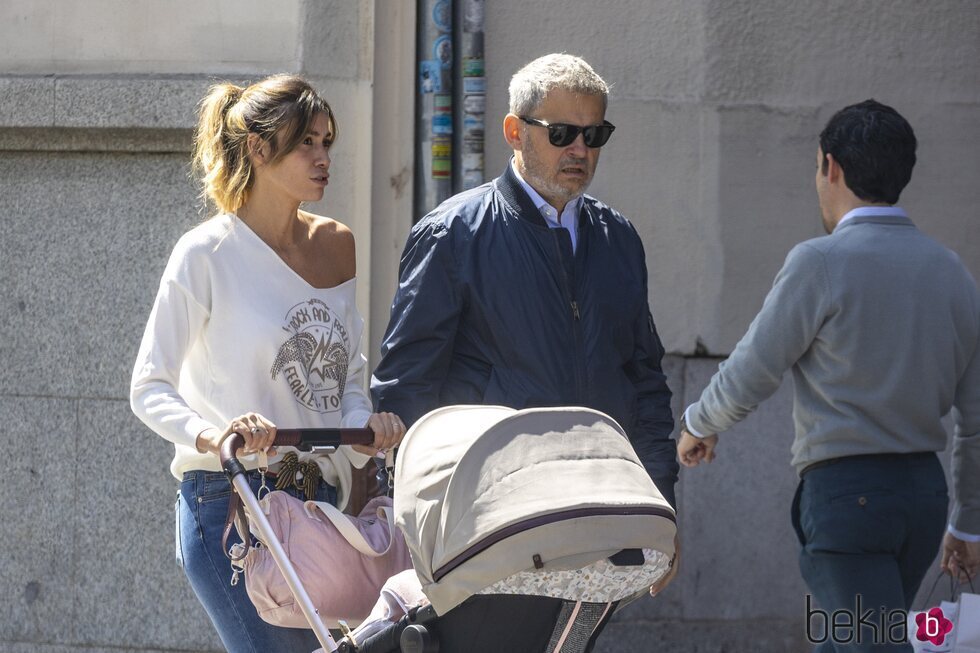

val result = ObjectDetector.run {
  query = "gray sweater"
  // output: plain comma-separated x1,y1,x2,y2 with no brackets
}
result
688,211,980,533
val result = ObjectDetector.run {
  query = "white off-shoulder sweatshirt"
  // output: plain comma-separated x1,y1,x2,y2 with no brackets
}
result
131,214,372,509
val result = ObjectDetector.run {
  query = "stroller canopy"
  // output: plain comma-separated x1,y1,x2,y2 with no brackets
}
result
393,406,676,615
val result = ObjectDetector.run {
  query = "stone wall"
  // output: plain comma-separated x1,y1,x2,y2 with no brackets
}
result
0,2,382,650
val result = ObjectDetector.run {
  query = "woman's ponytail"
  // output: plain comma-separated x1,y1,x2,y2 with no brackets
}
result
192,83,251,214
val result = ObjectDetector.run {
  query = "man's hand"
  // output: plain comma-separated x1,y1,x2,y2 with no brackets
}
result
941,531,980,579
677,430,718,467
650,534,681,598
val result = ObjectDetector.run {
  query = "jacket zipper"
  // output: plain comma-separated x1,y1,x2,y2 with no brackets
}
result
552,232,586,402
432,504,676,582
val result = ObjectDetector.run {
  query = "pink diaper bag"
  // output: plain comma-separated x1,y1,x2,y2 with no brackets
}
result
237,491,414,628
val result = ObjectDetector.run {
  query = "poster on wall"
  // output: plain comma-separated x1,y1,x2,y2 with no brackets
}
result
433,94,453,135
434,35,452,69
464,0,484,32
420,60,441,93
432,0,451,32
432,136,451,180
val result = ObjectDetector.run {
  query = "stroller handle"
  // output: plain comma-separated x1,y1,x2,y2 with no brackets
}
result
219,427,375,471
275,427,376,450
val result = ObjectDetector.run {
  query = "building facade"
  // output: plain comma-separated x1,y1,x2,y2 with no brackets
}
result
1,1,977,651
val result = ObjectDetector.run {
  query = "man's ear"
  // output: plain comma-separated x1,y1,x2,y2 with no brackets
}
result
247,133,269,166
503,113,523,151
825,153,843,185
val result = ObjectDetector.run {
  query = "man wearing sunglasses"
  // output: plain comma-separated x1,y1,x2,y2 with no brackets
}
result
373,54,678,518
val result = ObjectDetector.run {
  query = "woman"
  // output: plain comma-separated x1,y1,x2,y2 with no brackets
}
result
130,74,405,652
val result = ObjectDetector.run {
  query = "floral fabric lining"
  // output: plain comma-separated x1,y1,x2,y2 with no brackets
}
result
476,548,671,602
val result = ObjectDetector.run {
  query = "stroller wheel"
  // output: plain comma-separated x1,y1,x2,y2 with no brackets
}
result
400,624,439,652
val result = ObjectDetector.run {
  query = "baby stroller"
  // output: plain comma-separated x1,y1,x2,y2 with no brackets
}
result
221,406,677,653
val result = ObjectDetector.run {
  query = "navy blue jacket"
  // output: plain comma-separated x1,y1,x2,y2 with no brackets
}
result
371,165,678,506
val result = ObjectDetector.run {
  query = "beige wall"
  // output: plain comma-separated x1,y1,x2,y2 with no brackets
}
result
485,0,980,354
0,0,303,74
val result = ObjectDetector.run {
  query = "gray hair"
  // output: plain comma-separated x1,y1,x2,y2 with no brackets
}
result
508,53,609,116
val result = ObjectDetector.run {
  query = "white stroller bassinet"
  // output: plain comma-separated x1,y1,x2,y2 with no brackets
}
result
342,405,677,653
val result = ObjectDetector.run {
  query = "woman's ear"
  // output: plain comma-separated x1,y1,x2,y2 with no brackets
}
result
247,133,269,165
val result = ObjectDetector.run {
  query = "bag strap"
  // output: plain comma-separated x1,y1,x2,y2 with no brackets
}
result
375,448,397,499
961,569,977,596
304,499,397,558
918,569,977,609
222,491,250,562
221,450,272,562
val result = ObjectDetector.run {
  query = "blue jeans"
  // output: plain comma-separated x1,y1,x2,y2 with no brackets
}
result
177,470,337,653
792,453,948,653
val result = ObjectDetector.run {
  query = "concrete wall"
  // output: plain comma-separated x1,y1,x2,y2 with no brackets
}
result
0,0,303,75
1,1,977,652
484,0,980,354
0,1,390,651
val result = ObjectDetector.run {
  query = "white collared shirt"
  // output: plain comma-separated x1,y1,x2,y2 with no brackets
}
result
511,159,583,253
835,205,908,231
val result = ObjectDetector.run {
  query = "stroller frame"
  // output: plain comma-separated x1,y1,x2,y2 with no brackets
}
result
342,594,628,653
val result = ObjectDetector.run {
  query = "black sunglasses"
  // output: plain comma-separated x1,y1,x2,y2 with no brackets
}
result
519,116,616,148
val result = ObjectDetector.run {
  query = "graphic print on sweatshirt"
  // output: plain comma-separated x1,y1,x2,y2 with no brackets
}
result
271,299,350,413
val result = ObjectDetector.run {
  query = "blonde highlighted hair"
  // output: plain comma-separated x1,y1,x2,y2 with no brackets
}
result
192,74,337,214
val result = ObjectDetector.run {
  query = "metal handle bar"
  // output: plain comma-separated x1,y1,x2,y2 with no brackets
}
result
219,427,375,468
